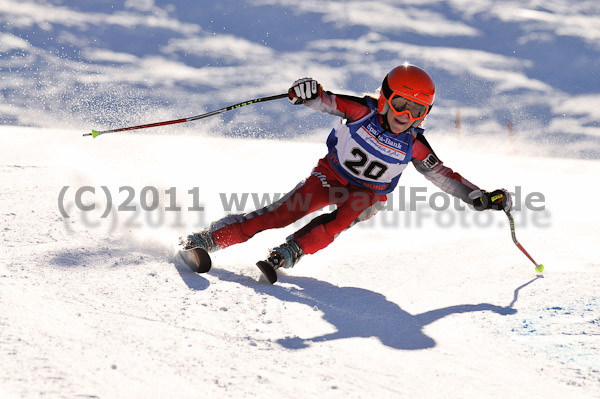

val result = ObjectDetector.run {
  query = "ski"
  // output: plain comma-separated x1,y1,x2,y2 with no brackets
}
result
179,244,279,283
178,247,212,273
256,261,278,284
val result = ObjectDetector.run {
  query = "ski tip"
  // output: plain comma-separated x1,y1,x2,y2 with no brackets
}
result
179,247,212,273
91,129,100,138
256,261,278,284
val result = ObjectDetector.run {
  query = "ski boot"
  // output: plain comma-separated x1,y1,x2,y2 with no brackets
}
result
180,229,218,253
256,238,304,284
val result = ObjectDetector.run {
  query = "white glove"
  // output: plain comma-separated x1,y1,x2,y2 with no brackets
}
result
288,78,322,104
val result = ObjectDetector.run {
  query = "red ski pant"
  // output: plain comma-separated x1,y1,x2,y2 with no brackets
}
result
211,157,386,255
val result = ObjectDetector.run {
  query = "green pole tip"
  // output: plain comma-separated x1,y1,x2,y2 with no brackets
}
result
535,264,544,273
91,130,100,138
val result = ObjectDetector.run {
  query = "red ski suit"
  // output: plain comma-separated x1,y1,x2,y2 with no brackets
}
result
210,92,480,255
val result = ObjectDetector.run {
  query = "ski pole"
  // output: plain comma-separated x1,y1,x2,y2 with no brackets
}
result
83,93,289,138
504,209,544,273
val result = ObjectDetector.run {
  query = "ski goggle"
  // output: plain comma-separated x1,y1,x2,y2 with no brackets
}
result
387,92,430,121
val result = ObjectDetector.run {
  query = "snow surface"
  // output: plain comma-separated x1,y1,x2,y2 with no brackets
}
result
1,126,599,398
1,0,600,398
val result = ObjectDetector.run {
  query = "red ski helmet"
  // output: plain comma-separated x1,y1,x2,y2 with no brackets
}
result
377,64,436,128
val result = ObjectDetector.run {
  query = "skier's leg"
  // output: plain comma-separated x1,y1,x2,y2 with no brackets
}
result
208,171,334,249
256,188,386,274
293,188,387,255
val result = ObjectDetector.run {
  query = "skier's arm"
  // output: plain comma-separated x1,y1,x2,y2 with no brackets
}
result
411,133,481,205
288,78,371,122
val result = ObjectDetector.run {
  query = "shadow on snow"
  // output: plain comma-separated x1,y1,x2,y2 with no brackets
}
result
202,267,543,351
49,247,542,351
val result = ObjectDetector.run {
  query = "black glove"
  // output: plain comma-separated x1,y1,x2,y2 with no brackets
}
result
288,78,322,104
468,189,512,211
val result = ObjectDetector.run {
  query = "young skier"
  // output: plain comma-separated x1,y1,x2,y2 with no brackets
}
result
181,64,512,282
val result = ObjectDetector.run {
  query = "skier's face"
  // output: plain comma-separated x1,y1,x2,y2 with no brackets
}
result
386,110,413,134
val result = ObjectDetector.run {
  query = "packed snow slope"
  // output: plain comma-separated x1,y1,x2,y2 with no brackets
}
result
1,125,599,398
